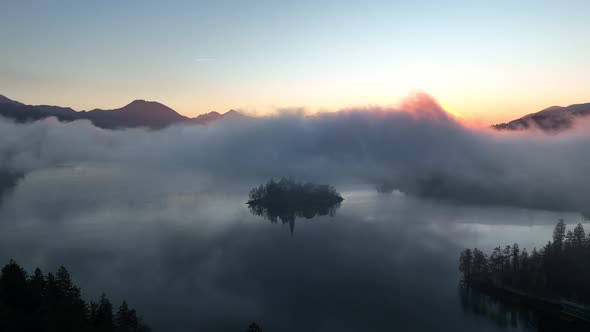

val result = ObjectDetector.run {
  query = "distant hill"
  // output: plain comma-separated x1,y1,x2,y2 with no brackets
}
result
81,100,188,128
0,94,244,129
0,94,24,106
192,109,244,124
493,103,590,132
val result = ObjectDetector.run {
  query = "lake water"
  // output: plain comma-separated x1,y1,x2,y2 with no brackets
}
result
0,165,584,331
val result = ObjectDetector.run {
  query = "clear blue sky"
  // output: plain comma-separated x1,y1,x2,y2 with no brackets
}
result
1,0,589,123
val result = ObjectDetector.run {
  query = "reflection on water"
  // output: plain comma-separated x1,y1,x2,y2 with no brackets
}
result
246,178,343,233
459,286,585,332
0,169,22,204
248,201,341,234
0,165,584,332
460,286,536,331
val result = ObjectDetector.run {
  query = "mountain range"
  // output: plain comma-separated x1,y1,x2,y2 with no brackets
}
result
493,102,590,133
3,94,590,133
0,94,243,129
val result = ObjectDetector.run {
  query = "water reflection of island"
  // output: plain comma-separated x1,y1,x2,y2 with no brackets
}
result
247,177,343,233
0,169,23,205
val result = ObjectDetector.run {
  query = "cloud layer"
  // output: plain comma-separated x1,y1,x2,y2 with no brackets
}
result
1,93,589,213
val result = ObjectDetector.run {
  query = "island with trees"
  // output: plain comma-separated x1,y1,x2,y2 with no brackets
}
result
459,220,590,324
0,259,151,332
247,177,344,233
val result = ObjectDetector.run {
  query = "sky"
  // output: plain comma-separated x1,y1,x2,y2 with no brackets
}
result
1,0,589,124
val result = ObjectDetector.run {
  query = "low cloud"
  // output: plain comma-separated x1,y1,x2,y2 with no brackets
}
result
1,92,589,213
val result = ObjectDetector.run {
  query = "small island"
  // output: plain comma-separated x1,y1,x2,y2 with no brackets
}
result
247,177,344,233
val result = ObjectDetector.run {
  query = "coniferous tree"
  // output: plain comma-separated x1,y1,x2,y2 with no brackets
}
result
94,293,114,332
29,267,46,330
472,248,487,275
115,301,141,332
573,223,586,248
552,219,566,251
502,246,511,272
0,259,30,330
0,260,149,332
511,243,520,272
30,268,46,296
460,220,590,303
565,230,575,249
459,249,473,278
489,246,503,273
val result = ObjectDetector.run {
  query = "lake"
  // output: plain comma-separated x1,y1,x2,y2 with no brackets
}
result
0,164,584,331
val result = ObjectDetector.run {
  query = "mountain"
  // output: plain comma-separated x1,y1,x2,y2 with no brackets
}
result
192,109,244,124
0,95,65,123
0,94,24,106
35,105,77,117
192,111,223,124
493,103,590,132
0,94,243,129
81,100,188,128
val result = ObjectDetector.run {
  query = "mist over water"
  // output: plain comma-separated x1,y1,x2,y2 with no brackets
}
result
0,163,582,332
3,93,590,214
1,94,589,331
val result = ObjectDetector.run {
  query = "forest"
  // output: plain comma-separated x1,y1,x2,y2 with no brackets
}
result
459,219,590,303
0,259,150,332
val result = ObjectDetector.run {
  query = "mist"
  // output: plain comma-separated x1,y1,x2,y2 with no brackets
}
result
1,93,588,214
0,168,574,331
2,93,588,331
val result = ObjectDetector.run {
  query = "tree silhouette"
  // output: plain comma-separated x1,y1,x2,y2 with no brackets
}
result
552,219,566,250
115,301,131,332
0,259,29,330
572,223,586,247
459,248,473,277
0,260,150,332
459,219,590,304
511,243,520,272
245,322,262,332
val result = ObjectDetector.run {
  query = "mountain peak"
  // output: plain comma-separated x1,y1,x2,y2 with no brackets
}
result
542,105,563,112
82,99,187,128
115,99,184,118
192,110,245,124
494,102,590,132
122,99,169,110
224,109,240,116
193,111,223,124
128,99,147,104
0,94,23,106
0,95,242,129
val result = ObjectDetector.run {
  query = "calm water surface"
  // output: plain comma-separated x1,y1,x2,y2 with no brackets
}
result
0,165,583,331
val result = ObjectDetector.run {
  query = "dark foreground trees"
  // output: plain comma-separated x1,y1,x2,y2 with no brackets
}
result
459,219,590,303
0,259,150,332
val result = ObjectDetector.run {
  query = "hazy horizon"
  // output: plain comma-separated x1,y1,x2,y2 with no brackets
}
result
2,2,590,331
2,1,590,124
